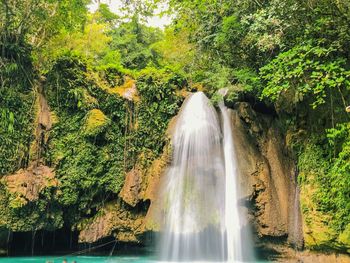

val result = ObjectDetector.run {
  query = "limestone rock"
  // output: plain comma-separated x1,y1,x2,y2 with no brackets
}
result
30,86,53,162
2,163,58,208
78,201,143,243
98,75,139,102
115,76,139,102
119,169,142,207
232,102,303,248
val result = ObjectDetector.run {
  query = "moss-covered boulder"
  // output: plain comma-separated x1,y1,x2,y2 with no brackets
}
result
339,224,350,252
83,109,110,137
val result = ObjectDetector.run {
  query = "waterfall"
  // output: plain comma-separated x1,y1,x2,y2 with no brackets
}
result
219,102,243,262
158,91,254,262
159,92,226,261
288,185,303,249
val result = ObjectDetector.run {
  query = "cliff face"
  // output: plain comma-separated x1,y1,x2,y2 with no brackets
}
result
77,102,303,250
229,103,303,253
78,130,172,244
0,56,186,253
0,77,348,258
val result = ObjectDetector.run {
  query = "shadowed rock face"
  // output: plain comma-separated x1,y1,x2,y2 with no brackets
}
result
31,82,52,163
230,102,303,250
0,229,8,255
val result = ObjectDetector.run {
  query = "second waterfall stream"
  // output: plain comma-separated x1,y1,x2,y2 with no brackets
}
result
158,92,255,262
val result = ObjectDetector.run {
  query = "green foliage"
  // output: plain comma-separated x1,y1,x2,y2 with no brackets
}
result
42,21,114,69
1,0,350,251
151,27,194,73
45,55,126,223
0,0,89,176
0,43,35,175
95,3,119,24
41,54,183,227
260,43,350,110
135,67,183,155
339,224,350,248
109,17,163,69
0,182,63,232
83,109,110,137
297,124,350,234
326,123,350,229
0,0,88,61
0,93,34,175
165,0,350,246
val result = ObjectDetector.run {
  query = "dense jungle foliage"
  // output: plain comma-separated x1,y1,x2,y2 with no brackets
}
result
0,0,350,252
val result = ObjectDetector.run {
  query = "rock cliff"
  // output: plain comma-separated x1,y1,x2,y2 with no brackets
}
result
78,101,304,252
1,91,348,261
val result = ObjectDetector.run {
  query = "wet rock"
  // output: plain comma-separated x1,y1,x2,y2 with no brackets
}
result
296,253,350,263
284,251,350,263
232,102,303,248
259,241,350,262
30,84,53,162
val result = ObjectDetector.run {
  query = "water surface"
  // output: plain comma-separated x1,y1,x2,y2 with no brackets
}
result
0,257,269,263
0,255,153,263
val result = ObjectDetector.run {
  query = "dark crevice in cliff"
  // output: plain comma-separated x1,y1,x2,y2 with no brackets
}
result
255,235,288,261
6,228,79,256
232,95,278,117
5,228,153,257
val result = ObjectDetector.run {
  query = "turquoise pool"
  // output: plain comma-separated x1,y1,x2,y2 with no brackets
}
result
0,256,268,263
0,255,154,263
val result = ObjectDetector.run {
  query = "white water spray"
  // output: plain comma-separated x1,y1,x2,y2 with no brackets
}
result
158,91,255,262
219,102,243,262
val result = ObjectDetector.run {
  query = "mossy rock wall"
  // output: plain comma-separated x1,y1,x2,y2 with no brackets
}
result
0,55,185,244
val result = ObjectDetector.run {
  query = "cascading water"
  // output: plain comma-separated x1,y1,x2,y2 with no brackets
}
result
159,92,226,261
219,101,243,262
158,91,254,262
